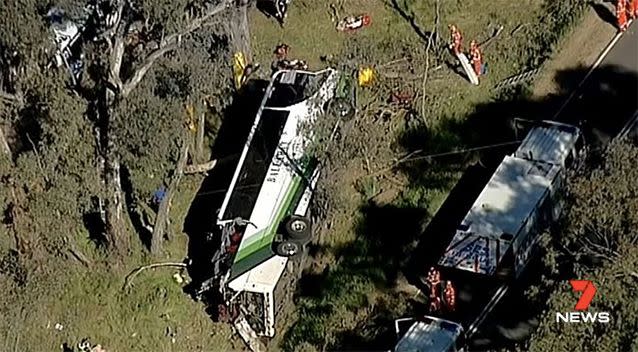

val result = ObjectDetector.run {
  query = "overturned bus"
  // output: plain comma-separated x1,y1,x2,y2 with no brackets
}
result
193,68,352,350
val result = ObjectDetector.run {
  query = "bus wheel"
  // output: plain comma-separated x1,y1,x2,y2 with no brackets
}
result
327,98,355,121
276,241,300,257
285,216,311,241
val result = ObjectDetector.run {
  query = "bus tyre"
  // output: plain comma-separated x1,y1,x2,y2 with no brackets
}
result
276,240,300,257
285,216,311,241
326,98,355,121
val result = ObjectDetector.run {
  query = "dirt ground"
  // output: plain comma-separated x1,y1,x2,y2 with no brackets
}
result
533,5,618,98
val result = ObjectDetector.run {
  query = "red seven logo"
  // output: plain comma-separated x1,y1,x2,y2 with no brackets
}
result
570,280,597,311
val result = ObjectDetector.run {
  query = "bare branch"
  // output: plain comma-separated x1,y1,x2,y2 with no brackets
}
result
0,125,12,158
63,234,92,268
420,0,439,120
0,90,24,108
184,159,218,174
102,0,127,40
120,43,178,97
107,0,128,90
196,112,205,161
612,271,638,279
580,236,620,259
26,133,50,184
123,262,187,290
109,36,126,90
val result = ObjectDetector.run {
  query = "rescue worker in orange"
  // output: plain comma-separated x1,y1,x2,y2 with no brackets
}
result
443,281,456,312
426,267,441,288
629,0,638,20
617,0,629,32
274,43,290,60
449,24,463,56
429,290,442,313
469,40,483,77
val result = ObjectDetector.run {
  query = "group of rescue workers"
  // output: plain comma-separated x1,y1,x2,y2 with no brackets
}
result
448,24,484,79
425,267,456,314
616,0,638,32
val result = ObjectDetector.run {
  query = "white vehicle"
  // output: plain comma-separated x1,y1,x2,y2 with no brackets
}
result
196,68,352,350
395,121,585,352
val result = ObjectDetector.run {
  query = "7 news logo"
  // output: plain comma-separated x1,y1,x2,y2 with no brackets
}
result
555,280,611,323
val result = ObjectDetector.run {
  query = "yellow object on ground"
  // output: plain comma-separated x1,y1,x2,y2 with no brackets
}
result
185,102,196,132
358,67,375,87
233,52,247,89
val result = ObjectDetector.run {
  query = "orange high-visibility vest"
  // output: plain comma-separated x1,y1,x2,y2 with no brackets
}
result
618,0,629,30
470,46,483,75
443,283,456,311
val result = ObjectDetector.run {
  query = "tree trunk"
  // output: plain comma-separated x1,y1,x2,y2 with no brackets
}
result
195,111,205,162
226,4,253,61
150,141,189,254
102,91,130,255
104,145,129,254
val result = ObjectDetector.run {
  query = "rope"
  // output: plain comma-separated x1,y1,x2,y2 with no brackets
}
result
366,140,521,178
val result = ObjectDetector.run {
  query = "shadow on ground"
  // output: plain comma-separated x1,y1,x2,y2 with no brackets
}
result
590,1,617,27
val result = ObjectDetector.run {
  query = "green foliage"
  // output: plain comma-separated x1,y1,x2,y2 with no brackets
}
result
0,0,50,64
525,0,587,68
526,141,638,352
115,24,232,200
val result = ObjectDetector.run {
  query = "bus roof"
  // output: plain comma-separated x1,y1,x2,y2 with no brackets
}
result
439,156,560,275
438,123,581,275
515,123,580,165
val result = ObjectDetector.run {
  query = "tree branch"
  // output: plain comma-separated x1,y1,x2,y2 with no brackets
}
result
120,43,178,97
123,262,187,290
26,133,49,184
184,159,218,174
196,111,205,161
0,90,24,108
0,125,12,158
420,0,439,120
107,0,128,90
121,0,232,97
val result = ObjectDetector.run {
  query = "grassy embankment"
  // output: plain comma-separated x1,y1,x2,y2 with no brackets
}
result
0,174,237,351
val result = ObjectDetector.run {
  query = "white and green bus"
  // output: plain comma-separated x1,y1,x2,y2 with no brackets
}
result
200,68,351,348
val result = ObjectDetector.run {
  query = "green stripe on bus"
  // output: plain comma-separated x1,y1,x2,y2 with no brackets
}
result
232,175,303,265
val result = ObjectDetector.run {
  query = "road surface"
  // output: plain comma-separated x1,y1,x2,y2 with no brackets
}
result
557,20,638,144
